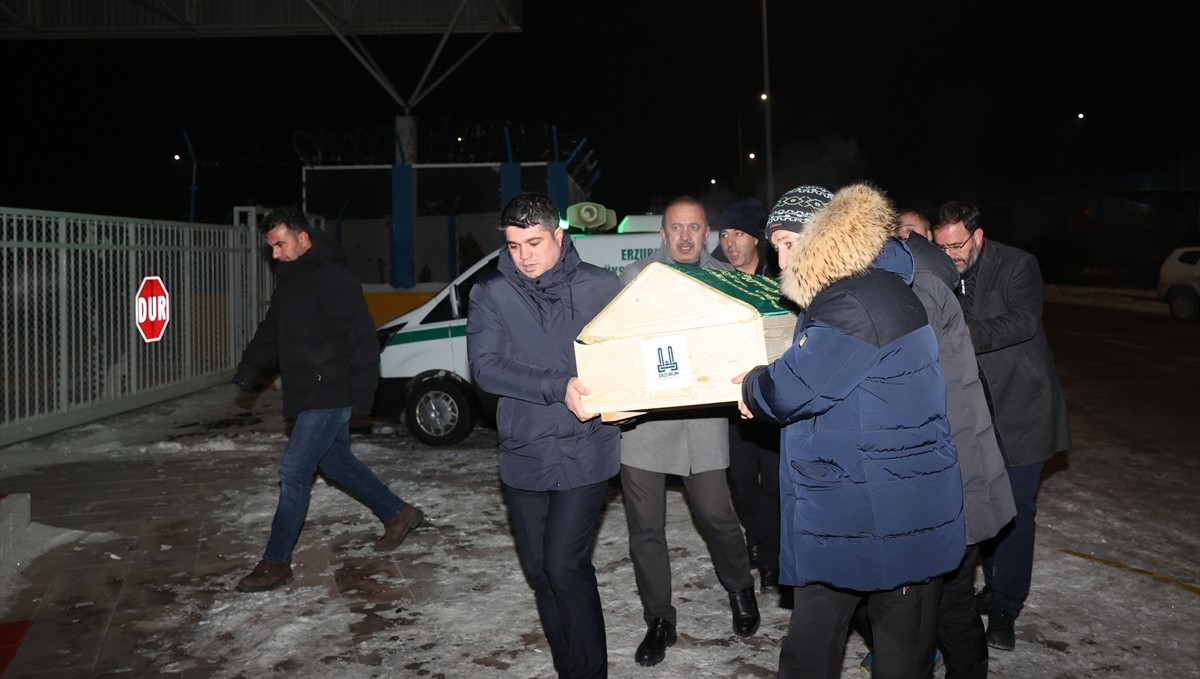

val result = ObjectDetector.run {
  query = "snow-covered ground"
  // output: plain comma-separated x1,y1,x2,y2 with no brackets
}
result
0,288,1195,678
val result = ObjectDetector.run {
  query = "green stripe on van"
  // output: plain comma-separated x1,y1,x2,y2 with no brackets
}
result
386,324,467,347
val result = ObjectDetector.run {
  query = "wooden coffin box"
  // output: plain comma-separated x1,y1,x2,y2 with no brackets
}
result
575,262,797,417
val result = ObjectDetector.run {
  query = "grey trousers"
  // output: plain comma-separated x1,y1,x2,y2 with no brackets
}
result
620,464,754,626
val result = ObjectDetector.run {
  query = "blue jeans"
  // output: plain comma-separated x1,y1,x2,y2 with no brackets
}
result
263,407,406,564
506,481,609,679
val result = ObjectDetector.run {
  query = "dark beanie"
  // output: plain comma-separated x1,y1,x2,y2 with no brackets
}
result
765,185,834,241
717,198,767,239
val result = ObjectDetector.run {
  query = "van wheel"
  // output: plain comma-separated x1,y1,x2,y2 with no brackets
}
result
405,379,475,445
1166,288,1200,321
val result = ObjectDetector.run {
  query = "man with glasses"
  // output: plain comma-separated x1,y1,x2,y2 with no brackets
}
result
931,201,1071,652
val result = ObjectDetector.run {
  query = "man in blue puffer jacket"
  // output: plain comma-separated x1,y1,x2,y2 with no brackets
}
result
467,192,622,679
736,183,966,679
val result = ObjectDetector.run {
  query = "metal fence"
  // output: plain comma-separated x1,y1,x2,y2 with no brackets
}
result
1,207,271,445
0,157,587,445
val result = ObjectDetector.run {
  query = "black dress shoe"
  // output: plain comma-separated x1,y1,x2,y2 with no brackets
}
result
635,618,677,667
729,587,760,637
985,609,1016,651
760,568,780,592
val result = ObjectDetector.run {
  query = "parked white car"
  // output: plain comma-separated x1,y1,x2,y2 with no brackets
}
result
1157,246,1200,321
374,228,717,445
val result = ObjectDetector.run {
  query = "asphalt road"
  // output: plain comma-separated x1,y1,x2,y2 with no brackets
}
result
1042,302,1199,457
1014,303,1200,678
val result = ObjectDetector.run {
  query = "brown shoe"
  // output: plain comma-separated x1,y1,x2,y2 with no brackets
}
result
235,560,293,592
375,504,424,551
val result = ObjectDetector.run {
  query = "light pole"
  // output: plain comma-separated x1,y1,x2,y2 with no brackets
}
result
737,105,761,196
761,0,774,203
736,109,744,195
183,131,198,223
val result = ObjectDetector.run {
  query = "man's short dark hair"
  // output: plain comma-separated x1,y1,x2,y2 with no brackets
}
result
661,195,707,229
934,201,982,233
262,206,310,235
897,207,930,228
499,193,560,232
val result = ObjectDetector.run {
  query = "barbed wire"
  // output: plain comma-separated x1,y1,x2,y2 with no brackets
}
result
291,121,590,166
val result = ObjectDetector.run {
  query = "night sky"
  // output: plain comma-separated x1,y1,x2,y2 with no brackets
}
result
0,3,1190,225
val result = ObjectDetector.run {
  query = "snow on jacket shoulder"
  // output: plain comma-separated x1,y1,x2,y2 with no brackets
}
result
742,183,965,592
466,235,622,491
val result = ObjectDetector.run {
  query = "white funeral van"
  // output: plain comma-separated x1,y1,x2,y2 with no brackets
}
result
374,225,719,445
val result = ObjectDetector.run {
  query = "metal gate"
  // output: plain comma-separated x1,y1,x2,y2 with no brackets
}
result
1,207,271,445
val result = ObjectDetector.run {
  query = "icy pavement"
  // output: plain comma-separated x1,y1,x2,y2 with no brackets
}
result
0,294,1197,678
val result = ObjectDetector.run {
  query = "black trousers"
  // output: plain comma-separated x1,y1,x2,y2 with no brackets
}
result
506,481,610,679
852,547,986,678
936,544,988,679
725,418,781,571
781,581,941,679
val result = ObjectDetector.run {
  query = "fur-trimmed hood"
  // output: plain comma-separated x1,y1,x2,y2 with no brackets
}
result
779,183,905,308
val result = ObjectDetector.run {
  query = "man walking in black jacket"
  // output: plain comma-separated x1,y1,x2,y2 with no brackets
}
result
233,206,424,593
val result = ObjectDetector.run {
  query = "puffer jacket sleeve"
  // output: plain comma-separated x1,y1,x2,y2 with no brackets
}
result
467,276,569,405
233,287,281,387
318,266,380,414
744,315,877,425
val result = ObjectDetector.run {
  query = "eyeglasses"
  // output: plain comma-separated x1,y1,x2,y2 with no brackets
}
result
937,239,972,251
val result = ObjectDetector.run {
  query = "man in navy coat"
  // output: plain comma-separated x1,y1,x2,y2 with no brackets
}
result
467,193,622,679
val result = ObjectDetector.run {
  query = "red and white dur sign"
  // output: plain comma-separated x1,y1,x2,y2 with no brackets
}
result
135,276,170,343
